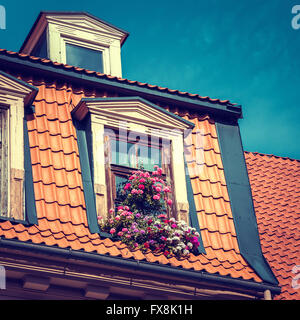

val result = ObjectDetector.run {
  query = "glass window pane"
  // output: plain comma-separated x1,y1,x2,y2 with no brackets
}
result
66,43,103,73
109,135,162,171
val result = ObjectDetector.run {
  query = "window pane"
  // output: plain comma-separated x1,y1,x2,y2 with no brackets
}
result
66,43,103,73
110,136,162,171
115,175,128,204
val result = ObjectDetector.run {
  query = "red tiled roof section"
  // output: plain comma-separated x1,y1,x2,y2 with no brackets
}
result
183,116,261,282
0,76,261,284
245,151,300,300
0,48,234,106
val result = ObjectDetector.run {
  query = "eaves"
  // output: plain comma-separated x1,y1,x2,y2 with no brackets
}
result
0,237,281,298
0,51,242,120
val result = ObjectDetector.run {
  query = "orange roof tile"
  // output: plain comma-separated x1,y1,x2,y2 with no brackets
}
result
245,151,300,300
0,75,263,289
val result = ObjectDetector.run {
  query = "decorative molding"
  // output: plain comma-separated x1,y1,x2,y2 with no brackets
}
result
84,284,109,299
73,97,194,131
23,275,50,291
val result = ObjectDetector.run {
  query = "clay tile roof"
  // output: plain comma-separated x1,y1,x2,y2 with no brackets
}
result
0,75,264,287
245,151,300,300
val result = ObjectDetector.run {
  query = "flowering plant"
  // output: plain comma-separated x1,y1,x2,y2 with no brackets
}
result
99,166,200,258
99,208,200,258
118,165,173,215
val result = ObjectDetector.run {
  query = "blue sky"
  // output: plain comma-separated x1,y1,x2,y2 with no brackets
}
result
1,0,299,159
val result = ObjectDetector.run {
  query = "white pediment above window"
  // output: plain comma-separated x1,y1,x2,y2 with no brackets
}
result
0,71,38,106
46,14,127,41
72,97,194,132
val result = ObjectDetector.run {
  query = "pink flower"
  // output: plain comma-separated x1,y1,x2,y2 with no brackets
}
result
122,228,128,232
124,206,129,211
128,175,136,180
171,223,177,228
163,186,170,193
144,242,150,248
153,194,160,200
138,189,144,194
138,184,145,190
139,178,146,183
110,228,116,234
131,189,138,194
167,199,173,206
124,183,131,190
155,186,162,192
117,231,123,237
117,206,123,211
115,215,120,221
109,208,115,214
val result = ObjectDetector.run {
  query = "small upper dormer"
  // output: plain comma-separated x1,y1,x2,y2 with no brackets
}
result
20,11,129,78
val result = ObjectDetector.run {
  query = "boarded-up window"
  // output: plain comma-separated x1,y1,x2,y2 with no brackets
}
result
0,107,8,216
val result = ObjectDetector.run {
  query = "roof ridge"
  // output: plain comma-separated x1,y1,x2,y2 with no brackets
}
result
245,151,300,162
0,48,235,107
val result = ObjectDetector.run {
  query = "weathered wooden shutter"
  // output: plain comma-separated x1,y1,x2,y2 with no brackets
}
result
0,107,8,216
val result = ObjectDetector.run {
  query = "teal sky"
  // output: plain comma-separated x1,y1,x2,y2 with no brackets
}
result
1,0,299,159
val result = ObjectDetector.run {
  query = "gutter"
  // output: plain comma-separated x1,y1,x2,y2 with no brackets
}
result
0,53,242,120
0,237,281,296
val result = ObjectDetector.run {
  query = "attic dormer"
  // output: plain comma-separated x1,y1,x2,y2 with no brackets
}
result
20,11,129,78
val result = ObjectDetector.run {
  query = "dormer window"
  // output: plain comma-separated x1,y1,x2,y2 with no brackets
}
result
72,97,194,224
20,12,129,77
